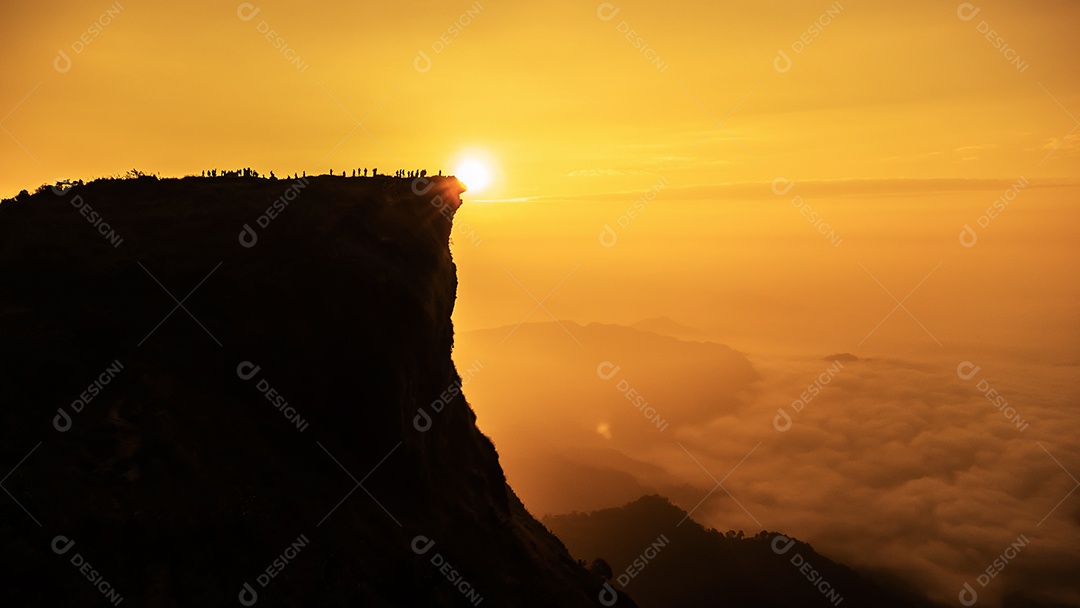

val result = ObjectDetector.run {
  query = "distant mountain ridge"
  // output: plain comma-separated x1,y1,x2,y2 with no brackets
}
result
544,495,943,608
630,317,704,341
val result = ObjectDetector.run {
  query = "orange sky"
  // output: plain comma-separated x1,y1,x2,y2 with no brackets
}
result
5,2,1080,605
2,0,1078,198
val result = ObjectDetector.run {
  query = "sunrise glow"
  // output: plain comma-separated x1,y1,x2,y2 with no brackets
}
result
453,157,492,194
3,1,1079,605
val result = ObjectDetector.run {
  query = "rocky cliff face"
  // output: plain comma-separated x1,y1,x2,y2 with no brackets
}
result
0,176,628,607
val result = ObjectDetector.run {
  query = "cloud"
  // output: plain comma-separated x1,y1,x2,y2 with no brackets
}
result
455,323,1080,606
953,144,998,153
514,177,1076,204
655,354,1080,606
1039,132,1080,155
565,169,646,177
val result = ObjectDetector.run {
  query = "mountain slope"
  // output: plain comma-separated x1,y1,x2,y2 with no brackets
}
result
544,495,941,608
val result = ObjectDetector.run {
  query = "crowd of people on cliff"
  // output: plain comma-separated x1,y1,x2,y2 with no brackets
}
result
200,167,443,180
3,167,450,205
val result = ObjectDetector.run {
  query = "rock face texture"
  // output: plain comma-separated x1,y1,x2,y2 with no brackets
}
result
0,176,625,607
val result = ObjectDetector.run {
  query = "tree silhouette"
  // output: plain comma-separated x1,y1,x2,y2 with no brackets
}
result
589,558,613,582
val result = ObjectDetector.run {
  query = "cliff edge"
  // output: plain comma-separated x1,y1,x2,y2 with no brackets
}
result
0,175,628,607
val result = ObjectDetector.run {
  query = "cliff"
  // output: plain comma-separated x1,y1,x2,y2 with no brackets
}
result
0,175,629,606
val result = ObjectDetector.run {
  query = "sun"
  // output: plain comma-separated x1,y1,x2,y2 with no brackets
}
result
453,157,492,193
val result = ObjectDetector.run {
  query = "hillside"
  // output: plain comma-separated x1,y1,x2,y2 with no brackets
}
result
0,175,631,606
544,495,942,608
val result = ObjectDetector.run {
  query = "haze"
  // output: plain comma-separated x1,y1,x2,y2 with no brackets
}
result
3,0,1078,605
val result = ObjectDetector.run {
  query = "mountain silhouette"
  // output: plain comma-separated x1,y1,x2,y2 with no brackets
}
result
0,175,634,607
629,317,704,341
452,320,762,515
543,495,943,608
